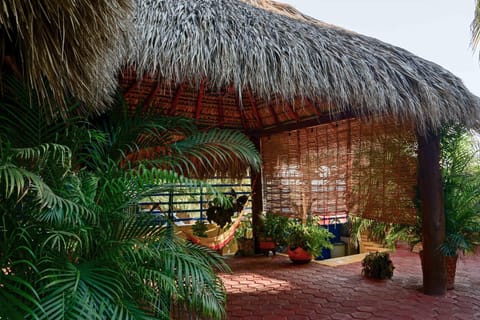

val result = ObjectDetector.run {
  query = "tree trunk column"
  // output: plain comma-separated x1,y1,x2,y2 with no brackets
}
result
250,136,263,254
417,131,446,296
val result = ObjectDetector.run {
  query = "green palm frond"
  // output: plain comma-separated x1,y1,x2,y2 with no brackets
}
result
472,0,480,55
0,220,41,319
92,100,197,164
171,128,261,176
440,126,480,256
37,261,139,320
0,77,84,147
0,162,89,223
12,143,72,171
141,128,261,178
0,82,244,319
89,98,261,179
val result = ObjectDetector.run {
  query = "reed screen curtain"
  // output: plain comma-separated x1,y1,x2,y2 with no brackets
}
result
260,117,418,225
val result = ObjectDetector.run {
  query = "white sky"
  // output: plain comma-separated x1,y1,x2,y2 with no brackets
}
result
281,0,480,96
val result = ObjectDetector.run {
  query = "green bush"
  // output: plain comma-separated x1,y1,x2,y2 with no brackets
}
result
260,212,289,246
361,252,394,279
286,218,334,258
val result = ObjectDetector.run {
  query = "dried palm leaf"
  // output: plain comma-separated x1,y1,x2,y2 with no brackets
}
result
0,0,133,117
128,0,480,133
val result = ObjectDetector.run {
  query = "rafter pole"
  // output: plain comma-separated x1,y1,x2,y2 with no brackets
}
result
247,111,354,137
250,136,263,253
268,103,280,126
247,88,263,129
123,74,148,98
195,80,206,122
217,94,225,128
286,104,300,123
306,99,323,118
169,83,184,116
142,82,161,109
235,93,248,131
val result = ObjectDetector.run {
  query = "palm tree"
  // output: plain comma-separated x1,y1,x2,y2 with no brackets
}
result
471,1,480,53
440,126,480,257
0,78,261,319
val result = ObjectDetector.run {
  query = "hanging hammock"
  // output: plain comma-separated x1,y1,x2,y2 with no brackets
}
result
176,188,252,251
178,207,248,251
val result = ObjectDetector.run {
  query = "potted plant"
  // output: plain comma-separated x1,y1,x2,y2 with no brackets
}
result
206,189,249,227
361,252,395,280
257,212,289,255
286,216,334,264
438,126,480,289
235,213,255,256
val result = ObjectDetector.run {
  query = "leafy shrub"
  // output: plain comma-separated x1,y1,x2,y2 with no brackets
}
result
361,252,394,279
206,190,248,227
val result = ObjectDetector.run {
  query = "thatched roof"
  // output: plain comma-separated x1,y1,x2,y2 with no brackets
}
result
0,0,133,116
123,0,480,134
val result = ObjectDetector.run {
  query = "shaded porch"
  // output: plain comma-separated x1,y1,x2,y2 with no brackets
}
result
220,248,480,319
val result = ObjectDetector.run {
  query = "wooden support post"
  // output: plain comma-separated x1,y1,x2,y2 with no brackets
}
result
250,136,263,254
417,131,446,296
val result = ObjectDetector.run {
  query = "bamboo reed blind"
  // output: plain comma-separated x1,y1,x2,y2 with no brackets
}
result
261,117,418,225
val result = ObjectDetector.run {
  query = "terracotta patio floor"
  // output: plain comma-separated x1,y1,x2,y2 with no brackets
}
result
219,248,480,319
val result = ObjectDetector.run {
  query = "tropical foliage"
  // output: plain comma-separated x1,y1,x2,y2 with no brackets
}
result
361,252,394,280
285,216,334,258
472,0,480,54
440,126,480,257
0,78,261,319
258,213,289,247
348,216,422,251
349,126,480,257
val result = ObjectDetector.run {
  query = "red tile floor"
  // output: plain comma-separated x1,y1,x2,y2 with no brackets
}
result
219,248,480,319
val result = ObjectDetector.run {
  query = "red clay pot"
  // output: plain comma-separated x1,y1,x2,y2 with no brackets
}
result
259,239,276,256
287,246,312,264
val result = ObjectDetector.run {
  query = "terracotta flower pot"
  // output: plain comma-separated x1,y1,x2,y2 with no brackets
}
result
287,246,312,264
259,239,276,256
445,255,458,290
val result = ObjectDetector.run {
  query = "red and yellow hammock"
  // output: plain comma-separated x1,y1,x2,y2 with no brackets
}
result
176,208,247,251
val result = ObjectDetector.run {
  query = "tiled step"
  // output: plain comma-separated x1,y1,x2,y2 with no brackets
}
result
315,248,391,267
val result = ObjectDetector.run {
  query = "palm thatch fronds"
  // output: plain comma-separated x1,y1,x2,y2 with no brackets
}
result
0,0,133,117
471,0,480,55
128,0,480,133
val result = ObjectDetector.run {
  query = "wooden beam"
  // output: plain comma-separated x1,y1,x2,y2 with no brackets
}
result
123,74,148,98
268,103,280,126
250,136,263,253
246,111,354,137
195,80,206,122
417,131,446,296
235,94,248,131
239,109,248,131
286,104,300,123
169,83,184,116
247,89,263,128
306,99,324,118
217,94,225,127
142,82,161,108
